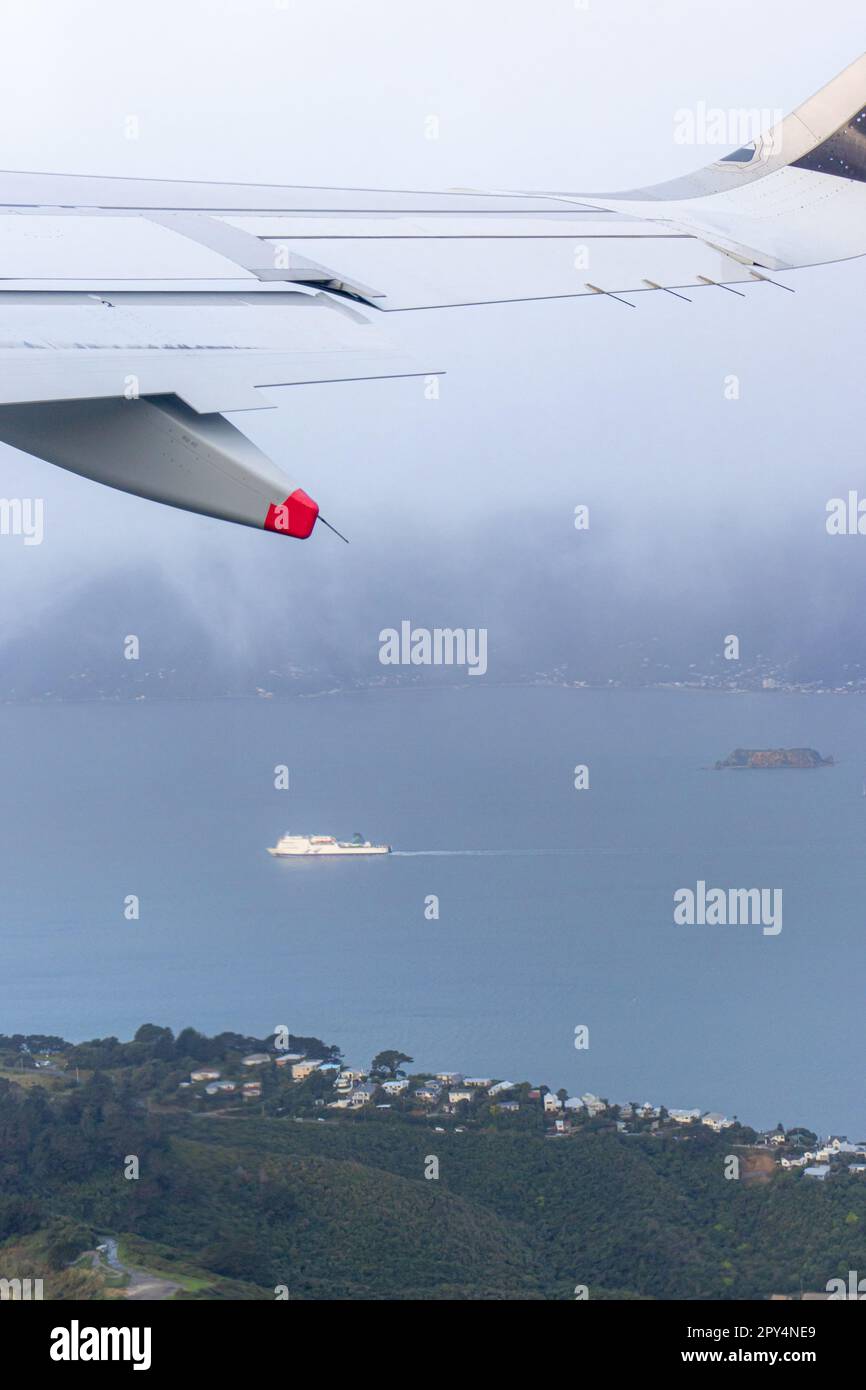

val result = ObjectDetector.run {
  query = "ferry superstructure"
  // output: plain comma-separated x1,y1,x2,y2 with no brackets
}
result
267,833,391,857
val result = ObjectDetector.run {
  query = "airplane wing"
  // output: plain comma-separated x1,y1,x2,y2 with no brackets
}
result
1,49,865,538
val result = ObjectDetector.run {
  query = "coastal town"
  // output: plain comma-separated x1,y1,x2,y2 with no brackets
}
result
177,1044,866,1181
8,1029,862,1181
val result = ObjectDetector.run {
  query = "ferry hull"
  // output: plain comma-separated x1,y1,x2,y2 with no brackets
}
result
268,845,391,857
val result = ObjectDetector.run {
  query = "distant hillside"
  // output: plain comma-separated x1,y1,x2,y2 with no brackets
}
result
7,513,866,699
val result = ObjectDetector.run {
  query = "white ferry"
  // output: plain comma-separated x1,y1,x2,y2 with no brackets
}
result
267,833,391,857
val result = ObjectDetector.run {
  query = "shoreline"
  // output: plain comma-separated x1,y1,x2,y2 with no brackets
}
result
0,681,861,708
7,1022,861,1143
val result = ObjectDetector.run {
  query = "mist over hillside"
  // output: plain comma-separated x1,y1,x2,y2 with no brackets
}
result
0,501,860,699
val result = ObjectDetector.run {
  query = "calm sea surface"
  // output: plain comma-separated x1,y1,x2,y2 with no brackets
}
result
1,687,863,1135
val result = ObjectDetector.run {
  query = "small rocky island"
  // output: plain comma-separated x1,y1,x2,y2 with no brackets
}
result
715,747,834,770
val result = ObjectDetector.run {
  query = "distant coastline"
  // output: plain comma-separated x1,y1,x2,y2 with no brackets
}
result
4,677,866,706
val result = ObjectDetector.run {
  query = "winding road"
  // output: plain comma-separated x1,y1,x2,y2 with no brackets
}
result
93,1239,181,1301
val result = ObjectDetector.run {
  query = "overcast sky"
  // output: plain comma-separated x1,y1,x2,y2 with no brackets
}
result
0,0,865,659
1,0,861,191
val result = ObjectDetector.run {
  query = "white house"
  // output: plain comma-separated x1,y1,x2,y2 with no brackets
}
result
488,1081,517,1096
335,1067,367,1090
274,1053,305,1067
464,1078,492,1089
190,1069,221,1082
448,1090,473,1104
803,1165,831,1181
544,1093,562,1113
828,1139,859,1154
241,1053,271,1068
669,1108,701,1124
765,1130,787,1146
702,1113,734,1132
580,1093,606,1116
381,1078,409,1095
348,1084,376,1106
435,1072,464,1085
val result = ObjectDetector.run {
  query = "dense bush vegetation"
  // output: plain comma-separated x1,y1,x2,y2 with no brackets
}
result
0,1026,862,1300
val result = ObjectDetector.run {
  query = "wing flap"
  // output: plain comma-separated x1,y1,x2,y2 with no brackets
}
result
0,290,434,411
248,232,758,309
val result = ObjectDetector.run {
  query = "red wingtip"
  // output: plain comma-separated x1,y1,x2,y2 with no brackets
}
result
264,488,319,539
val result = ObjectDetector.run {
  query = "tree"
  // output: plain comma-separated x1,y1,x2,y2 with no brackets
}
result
200,1235,262,1283
134,1024,176,1061
787,1127,817,1150
173,1028,215,1063
134,1024,173,1045
370,1050,414,1079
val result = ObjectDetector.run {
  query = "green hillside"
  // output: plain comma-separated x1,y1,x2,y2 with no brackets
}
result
0,1025,862,1301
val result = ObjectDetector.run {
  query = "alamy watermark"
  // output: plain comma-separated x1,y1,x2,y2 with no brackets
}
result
673,880,782,936
0,498,43,545
826,493,866,535
674,104,783,158
0,1276,43,1300
379,621,487,676
50,1323,151,1370
827,1270,866,1300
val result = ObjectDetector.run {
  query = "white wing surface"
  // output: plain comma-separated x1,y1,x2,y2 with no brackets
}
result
2,51,866,538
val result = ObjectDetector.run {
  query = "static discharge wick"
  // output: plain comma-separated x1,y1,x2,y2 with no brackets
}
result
319,515,350,543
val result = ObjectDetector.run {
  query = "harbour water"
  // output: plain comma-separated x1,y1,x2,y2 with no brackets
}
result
1,685,862,1135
